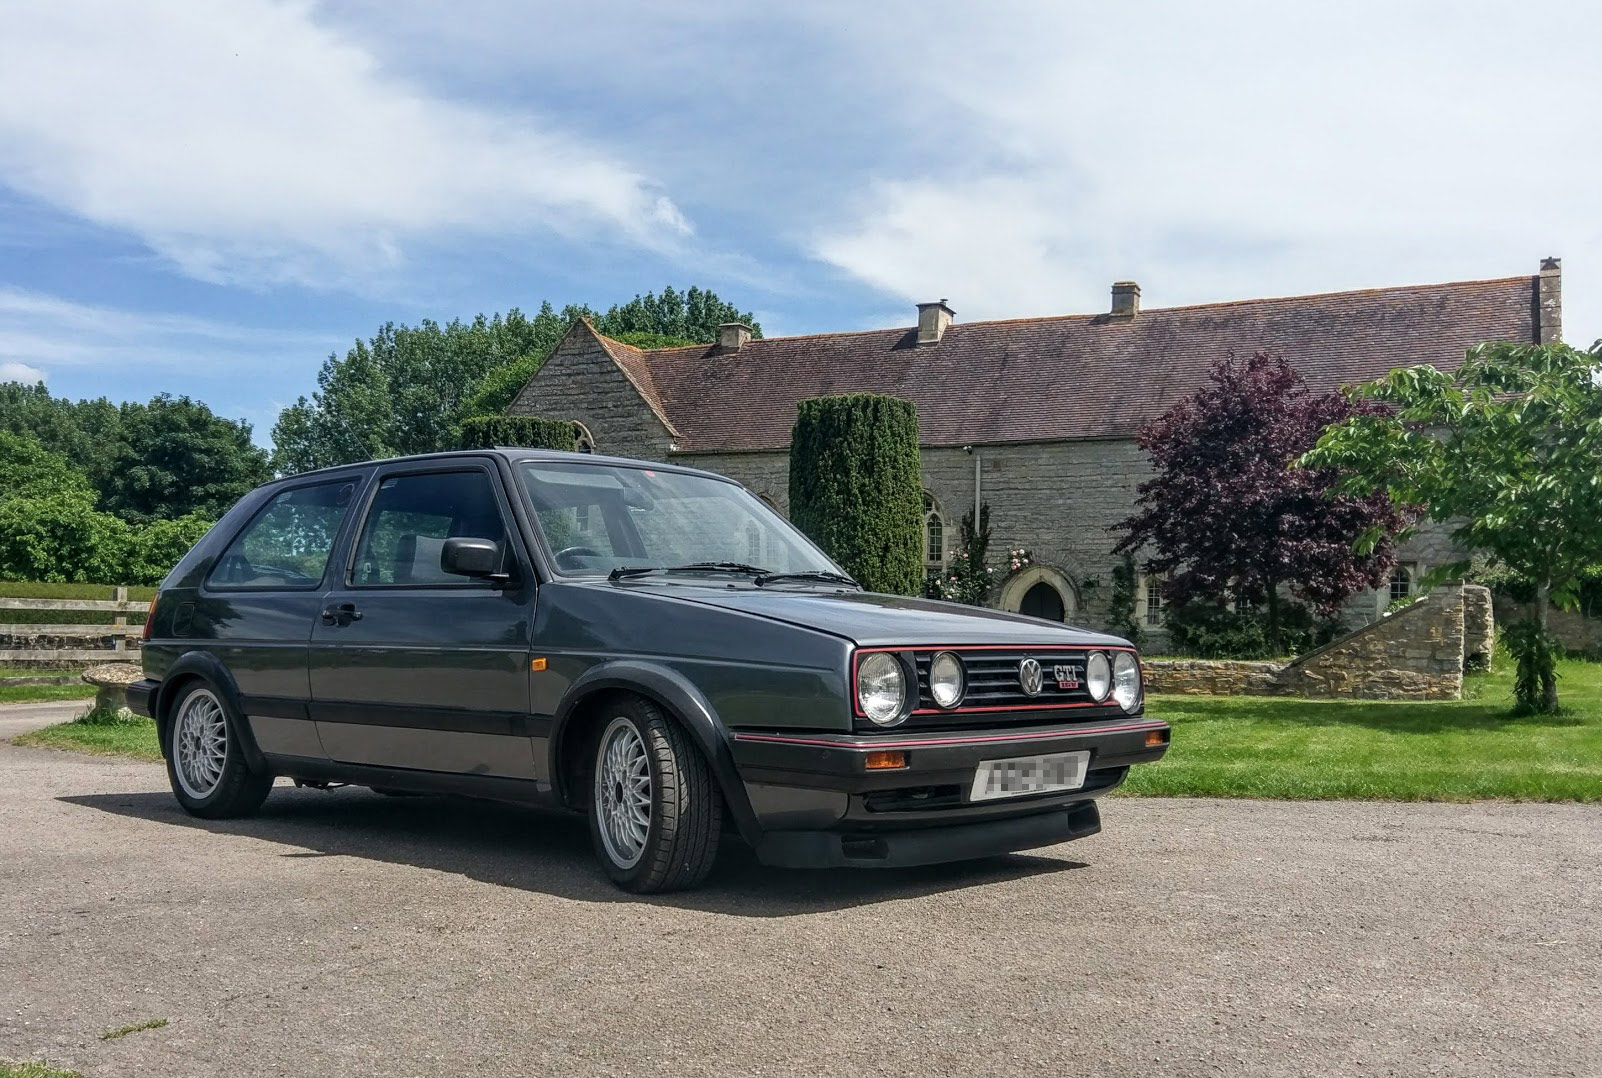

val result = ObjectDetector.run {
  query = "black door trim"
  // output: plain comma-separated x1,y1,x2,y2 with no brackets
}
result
308,699,551,739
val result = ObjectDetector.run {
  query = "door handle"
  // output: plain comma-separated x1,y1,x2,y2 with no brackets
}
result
321,602,363,626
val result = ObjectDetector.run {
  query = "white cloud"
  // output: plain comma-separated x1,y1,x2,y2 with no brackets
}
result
0,0,691,287
808,1,1602,344
0,288,335,374
0,360,45,384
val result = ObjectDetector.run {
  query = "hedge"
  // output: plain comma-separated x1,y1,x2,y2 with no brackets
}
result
788,394,923,595
458,415,577,452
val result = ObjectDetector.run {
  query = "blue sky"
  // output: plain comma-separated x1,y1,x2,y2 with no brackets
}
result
2,1,1598,448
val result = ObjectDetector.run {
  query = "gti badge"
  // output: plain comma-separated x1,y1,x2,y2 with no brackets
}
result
1018,657,1044,696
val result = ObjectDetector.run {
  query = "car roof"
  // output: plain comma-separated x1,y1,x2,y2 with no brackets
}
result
275,448,737,486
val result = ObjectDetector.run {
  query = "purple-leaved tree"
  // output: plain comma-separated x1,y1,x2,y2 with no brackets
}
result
1113,351,1411,654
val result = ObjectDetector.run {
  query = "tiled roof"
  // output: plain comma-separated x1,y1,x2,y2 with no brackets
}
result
605,275,1540,452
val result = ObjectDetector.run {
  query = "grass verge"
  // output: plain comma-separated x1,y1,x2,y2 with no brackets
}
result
0,684,95,704
13,708,162,761
1122,657,1602,801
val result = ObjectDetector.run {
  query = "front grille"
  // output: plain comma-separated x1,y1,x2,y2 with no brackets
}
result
914,648,1099,711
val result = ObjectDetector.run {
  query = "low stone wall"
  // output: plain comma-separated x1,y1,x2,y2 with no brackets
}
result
1142,660,1282,696
1275,587,1464,700
1143,587,1468,702
1462,585,1495,668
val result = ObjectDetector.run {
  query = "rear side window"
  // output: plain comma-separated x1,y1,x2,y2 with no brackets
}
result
351,470,508,587
208,480,357,590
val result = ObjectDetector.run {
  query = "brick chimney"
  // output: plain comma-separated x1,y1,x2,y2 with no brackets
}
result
1537,257,1562,343
916,300,954,345
718,322,752,352
1111,281,1141,318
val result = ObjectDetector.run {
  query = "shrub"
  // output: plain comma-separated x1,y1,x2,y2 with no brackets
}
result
926,503,993,606
1108,554,1144,647
788,394,923,595
458,415,577,451
1165,598,1341,659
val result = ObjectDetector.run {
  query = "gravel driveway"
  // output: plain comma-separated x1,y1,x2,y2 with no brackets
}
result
2,720,1598,1078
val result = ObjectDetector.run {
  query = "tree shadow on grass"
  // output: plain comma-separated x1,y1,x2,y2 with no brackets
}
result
59,786,1087,918
1158,693,1593,735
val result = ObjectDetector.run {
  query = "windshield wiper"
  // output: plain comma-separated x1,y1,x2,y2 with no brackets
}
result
608,562,772,581
755,570,861,589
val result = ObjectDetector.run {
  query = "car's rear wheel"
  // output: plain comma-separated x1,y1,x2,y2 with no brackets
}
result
165,681,273,819
587,697,719,893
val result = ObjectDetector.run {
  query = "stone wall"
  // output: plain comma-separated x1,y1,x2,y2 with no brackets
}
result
1462,585,1495,668
508,326,673,462
1143,660,1283,696
1274,587,1465,700
1144,587,1467,701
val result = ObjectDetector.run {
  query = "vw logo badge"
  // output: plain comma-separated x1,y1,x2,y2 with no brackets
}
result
1018,657,1044,696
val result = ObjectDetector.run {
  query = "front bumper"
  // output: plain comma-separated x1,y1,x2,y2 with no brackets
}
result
731,716,1169,868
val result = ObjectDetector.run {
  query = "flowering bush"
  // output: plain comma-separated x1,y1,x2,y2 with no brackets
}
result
1006,547,1033,573
927,548,994,606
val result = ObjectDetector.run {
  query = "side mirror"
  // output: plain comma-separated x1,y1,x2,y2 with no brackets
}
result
440,537,503,579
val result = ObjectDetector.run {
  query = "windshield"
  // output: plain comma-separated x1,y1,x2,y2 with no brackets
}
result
517,461,842,579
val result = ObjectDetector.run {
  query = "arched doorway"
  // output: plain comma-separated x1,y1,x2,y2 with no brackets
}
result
998,565,1078,623
1019,581,1065,622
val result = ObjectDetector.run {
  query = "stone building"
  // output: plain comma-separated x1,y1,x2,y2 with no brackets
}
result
508,260,1562,645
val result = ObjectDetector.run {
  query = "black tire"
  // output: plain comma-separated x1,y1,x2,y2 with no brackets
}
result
586,695,720,893
164,679,273,820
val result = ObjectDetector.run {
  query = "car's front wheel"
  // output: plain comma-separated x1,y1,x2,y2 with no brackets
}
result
587,697,720,893
165,680,273,819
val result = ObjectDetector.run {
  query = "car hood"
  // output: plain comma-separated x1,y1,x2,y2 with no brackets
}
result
598,581,1131,648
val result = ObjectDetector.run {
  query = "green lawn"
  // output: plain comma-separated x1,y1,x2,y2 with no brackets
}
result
13,712,161,761
1124,657,1602,801
0,683,95,704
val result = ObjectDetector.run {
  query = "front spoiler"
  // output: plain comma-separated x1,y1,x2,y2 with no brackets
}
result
754,799,1102,868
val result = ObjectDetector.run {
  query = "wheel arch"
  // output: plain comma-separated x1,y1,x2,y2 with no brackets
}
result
549,660,761,846
153,652,269,775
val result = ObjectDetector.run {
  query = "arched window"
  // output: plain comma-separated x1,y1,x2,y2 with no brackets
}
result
1389,565,1413,602
574,421,596,454
923,492,947,582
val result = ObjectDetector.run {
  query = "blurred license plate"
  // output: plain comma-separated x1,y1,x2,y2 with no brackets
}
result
970,750,1090,802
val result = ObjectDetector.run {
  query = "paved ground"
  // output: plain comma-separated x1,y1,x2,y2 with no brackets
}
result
0,699,88,739
2,712,1598,1077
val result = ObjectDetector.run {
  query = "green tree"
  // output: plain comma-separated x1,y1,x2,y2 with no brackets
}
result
0,431,93,498
103,394,271,524
1303,340,1602,713
0,488,133,583
0,381,122,493
274,287,759,472
788,394,923,595
123,514,216,586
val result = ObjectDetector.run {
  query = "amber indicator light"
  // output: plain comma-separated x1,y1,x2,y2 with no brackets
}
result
530,658,548,672
864,750,908,770
1145,730,1168,747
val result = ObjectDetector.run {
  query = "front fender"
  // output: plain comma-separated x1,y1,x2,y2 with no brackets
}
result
153,651,269,775
549,660,761,846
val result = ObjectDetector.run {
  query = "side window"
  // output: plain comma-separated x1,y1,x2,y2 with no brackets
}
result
352,470,509,587
209,480,357,589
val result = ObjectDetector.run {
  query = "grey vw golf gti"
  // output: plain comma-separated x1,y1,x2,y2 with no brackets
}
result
130,449,1170,893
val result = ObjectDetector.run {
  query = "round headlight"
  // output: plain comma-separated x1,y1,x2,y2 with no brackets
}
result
929,651,965,709
1111,651,1141,711
1085,651,1112,702
857,652,907,725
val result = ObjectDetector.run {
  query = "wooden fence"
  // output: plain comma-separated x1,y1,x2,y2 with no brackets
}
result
0,587,150,664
